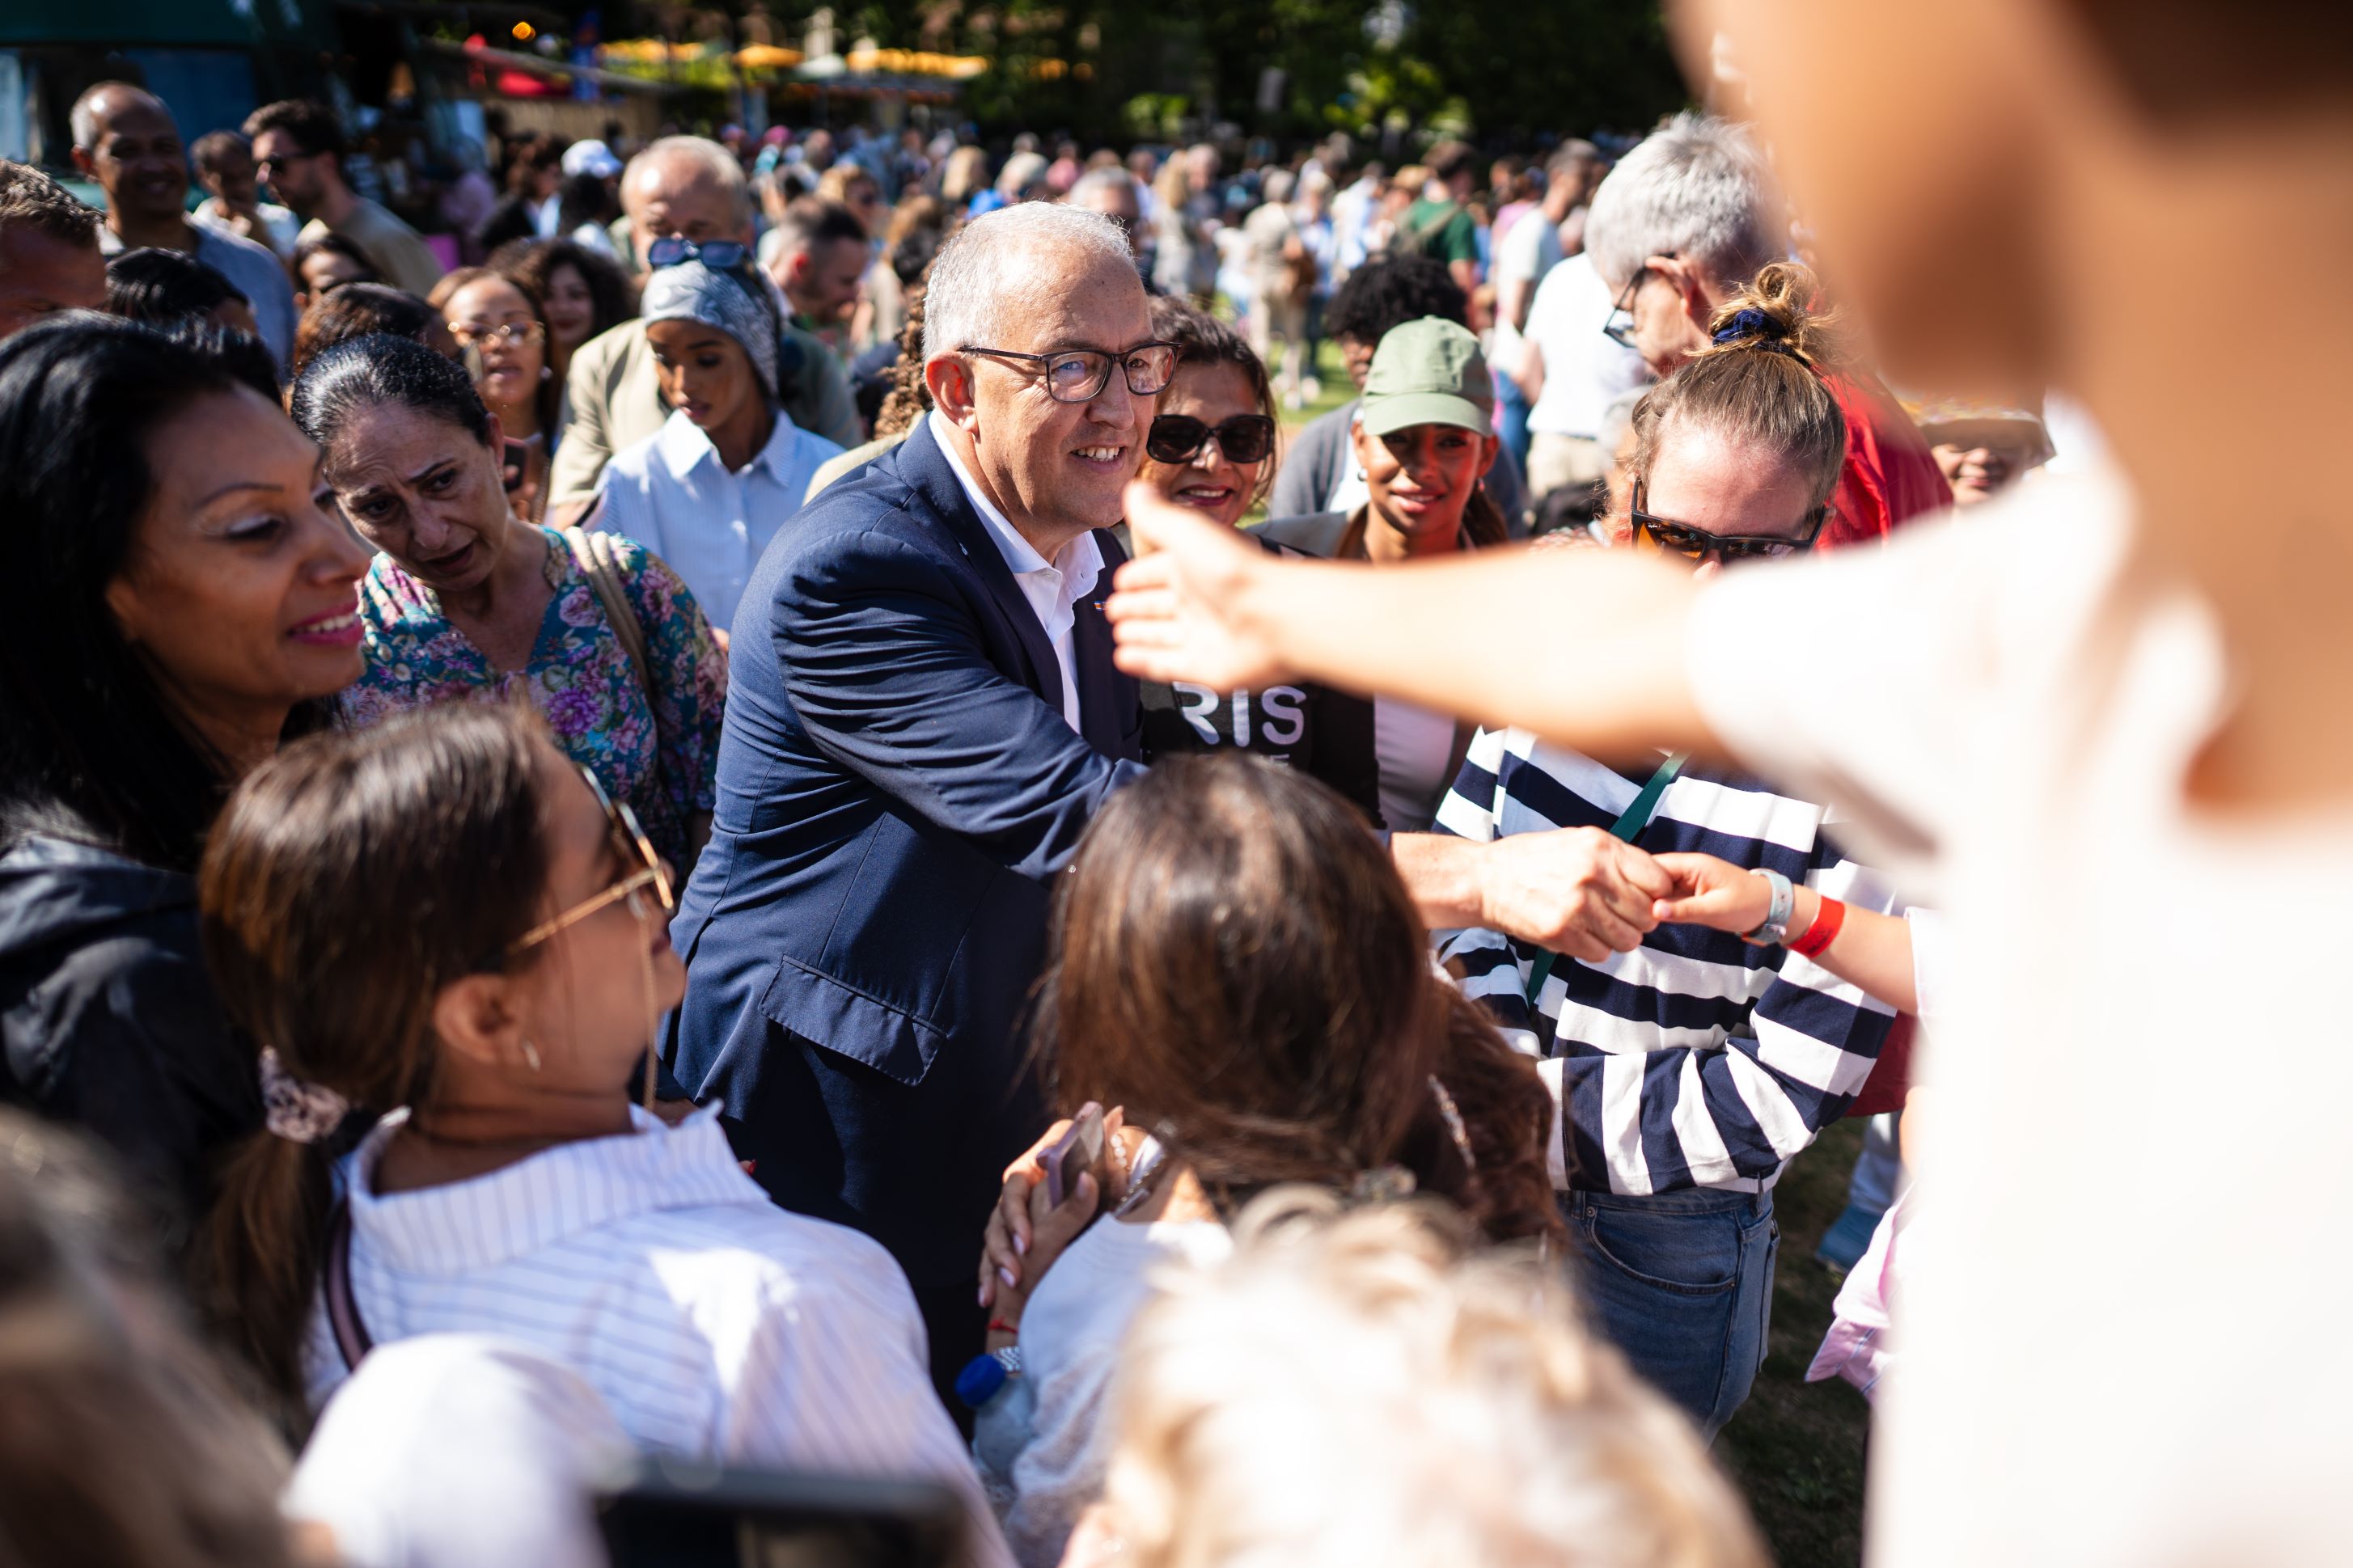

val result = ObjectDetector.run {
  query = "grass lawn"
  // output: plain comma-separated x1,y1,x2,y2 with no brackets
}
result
1263,328,1875,1565
1711,1116,1874,1566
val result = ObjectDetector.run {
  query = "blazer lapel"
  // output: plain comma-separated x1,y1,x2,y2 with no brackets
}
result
1073,529,1138,759
890,421,1064,713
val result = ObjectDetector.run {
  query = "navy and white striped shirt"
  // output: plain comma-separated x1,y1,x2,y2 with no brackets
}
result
1435,728,1900,1197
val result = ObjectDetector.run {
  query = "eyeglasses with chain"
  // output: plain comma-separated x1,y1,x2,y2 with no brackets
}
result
507,765,675,956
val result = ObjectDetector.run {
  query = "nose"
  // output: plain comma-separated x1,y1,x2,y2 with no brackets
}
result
311,508,374,581
1087,374,1140,430
1692,556,1725,582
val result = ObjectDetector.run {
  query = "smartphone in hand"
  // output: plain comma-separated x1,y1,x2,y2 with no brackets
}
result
1040,1102,1106,1208
501,437,530,494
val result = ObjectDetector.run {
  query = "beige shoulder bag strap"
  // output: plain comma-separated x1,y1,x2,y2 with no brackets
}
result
564,525,657,709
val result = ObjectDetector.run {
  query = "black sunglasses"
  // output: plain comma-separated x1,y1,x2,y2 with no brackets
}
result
646,236,752,273
1630,480,1825,563
1146,412,1276,467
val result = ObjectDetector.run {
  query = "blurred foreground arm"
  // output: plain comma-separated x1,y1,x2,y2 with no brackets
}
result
1108,483,1717,760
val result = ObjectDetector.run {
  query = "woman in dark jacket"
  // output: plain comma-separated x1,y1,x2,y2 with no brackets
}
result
1252,315,1511,832
0,315,370,1233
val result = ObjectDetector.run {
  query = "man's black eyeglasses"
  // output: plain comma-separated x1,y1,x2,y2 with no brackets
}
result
646,237,752,273
1146,412,1276,467
1631,480,1826,563
960,341,1180,404
1602,266,1647,350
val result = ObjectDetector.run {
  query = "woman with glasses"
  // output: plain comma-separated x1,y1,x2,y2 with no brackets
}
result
1122,268,1906,1437
1119,300,1382,822
430,267,558,522
196,704,1013,1566
1254,315,1512,831
293,332,725,871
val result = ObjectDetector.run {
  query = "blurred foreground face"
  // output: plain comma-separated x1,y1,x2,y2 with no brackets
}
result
1675,0,2044,397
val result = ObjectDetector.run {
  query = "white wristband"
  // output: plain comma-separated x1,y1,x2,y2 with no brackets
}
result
1741,868,1796,945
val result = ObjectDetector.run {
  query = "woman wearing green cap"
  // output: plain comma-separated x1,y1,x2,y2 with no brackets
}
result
1254,315,1509,831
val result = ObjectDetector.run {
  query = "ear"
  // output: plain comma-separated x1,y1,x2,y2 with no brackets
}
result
71,145,98,179
103,573,145,647
480,409,507,467
430,972,528,1074
1476,432,1501,473
1653,254,1713,327
925,354,978,428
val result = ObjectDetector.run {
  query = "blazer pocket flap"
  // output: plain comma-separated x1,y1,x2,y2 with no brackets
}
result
755,957,943,1087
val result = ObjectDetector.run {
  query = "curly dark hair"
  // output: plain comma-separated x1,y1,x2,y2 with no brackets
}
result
1323,252,1466,348
487,236,639,353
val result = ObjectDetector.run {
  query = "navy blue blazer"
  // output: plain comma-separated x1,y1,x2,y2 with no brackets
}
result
666,420,1145,1287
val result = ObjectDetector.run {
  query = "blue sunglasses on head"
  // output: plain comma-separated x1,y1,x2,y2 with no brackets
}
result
645,237,752,273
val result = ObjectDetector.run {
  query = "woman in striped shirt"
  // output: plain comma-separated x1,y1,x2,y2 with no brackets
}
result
1427,266,1907,1436
196,703,1011,1568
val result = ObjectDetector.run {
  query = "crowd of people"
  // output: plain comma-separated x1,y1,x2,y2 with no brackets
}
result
0,0,2342,1561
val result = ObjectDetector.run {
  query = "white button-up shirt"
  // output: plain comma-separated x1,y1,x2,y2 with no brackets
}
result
928,410,1103,733
303,1105,1012,1568
594,408,845,632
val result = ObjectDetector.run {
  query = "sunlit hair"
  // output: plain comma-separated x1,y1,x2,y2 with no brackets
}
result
920,201,1135,366
1584,112,1783,295
1097,1194,1770,1568
1627,260,1847,518
0,1110,296,1568
1038,755,1560,1245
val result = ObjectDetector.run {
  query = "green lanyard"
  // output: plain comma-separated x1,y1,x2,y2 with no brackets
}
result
1521,754,1686,1007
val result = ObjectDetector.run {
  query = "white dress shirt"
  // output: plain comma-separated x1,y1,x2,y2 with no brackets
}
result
304,1105,1012,1568
287,1335,630,1568
595,408,845,632
928,410,1103,733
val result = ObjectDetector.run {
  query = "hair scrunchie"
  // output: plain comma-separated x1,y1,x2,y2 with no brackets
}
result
1712,306,1804,358
260,1046,350,1145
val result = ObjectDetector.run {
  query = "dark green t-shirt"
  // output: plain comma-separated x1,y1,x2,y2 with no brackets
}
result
1401,197,1479,265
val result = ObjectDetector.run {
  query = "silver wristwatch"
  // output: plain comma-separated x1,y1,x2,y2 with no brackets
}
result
1741,868,1796,945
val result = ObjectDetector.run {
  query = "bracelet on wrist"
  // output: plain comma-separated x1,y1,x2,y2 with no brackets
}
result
1789,897,1847,959
1740,869,1796,945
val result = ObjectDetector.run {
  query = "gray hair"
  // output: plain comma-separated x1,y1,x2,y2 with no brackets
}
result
921,202,1138,363
1260,168,1296,205
622,135,751,225
1583,113,1783,295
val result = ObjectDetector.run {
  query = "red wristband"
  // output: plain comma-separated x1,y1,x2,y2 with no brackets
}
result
988,1318,1022,1337
1789,896,1846,958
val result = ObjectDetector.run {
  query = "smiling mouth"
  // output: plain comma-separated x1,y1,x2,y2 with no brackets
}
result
287,607,363,646
1073,445,1126,467
1174,484,1234,506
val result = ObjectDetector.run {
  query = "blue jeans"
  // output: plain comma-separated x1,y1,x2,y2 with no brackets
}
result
1563,1186,1779,1439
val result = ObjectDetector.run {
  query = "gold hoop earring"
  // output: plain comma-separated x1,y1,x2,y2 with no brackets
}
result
520,1038,543,1073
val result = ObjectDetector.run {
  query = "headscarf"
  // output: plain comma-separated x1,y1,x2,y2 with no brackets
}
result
640,257,780,404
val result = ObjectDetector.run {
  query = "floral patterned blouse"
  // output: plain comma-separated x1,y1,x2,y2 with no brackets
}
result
341,526,727,865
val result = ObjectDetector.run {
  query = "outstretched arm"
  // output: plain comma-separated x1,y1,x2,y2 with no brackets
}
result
1108,482,1716,762
1651,851,1919,1016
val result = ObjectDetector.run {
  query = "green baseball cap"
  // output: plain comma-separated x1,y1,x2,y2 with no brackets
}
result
1358,317,1494,440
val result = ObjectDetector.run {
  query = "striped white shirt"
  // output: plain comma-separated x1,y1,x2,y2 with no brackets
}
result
305,1105,1012,1568
1436,727,1901,1196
